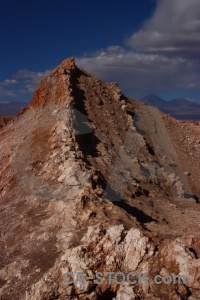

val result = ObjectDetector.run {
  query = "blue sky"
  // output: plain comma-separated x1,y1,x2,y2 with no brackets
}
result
1,0,200,103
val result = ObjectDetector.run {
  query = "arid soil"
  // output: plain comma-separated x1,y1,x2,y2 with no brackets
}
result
0,58,199,299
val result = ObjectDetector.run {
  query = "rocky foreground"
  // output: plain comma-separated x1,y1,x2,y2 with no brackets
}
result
0,58,200,299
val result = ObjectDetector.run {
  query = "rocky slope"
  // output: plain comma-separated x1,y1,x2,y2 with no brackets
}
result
0,57,200,299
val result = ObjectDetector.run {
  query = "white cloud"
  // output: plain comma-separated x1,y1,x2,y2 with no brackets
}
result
76,47,200,97
128,0,200,57
15,69,51,92
0,69,51,100
0,79,17,86
1,0,200,103
2,0,200,103
76,0,200,98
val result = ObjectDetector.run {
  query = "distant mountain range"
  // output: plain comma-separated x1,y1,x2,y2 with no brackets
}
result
1,96,200,121
0,101,28,117
140,94,200,120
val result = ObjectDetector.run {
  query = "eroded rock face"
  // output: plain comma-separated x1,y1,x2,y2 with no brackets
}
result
21,225,200,299
0,58,200,299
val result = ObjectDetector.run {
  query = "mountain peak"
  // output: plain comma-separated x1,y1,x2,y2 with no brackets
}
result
29,57,77,109
140,94,166,108
60,56,75,69
141,94,200,119
1,60,200,300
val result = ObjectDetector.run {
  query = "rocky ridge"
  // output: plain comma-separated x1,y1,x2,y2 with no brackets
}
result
0,57,200,299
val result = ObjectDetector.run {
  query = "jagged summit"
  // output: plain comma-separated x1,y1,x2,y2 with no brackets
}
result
29,57,76,109
28,56,130,116
61,56,75,69
0,59,200,299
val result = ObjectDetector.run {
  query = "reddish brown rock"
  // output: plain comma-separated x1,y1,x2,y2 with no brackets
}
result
0,58,200,299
